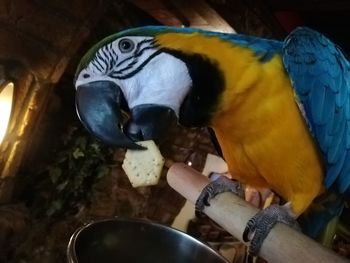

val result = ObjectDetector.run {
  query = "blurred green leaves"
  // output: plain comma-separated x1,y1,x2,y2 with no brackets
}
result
22,125,115,218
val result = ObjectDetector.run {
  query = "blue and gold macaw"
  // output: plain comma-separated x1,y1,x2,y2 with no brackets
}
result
74,26,350,258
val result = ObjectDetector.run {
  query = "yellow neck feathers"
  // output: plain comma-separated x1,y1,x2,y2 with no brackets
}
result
155,32,263,113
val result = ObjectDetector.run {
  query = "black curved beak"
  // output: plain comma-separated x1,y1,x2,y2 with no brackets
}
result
75,81,177,149
76,81,144,149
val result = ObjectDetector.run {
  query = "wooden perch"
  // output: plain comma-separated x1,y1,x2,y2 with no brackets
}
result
167,163,349,263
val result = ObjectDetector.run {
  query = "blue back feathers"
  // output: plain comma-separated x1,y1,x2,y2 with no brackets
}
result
282,27,350,197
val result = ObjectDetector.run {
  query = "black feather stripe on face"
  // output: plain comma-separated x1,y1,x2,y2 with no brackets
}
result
162,49,225,127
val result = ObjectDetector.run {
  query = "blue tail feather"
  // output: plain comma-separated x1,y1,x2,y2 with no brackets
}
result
299,192,344,239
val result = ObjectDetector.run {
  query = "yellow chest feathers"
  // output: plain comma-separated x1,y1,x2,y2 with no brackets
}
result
216,55,324,215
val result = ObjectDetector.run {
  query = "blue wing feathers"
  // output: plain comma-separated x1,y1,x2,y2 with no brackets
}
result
336,77,346,107
331,109,345,137
322,88,335,125
346,93,350,121
326,150,347,187
295,72,313,95
282,27,350,196
346,120,350,149
310,83,326,124
328,120,346,163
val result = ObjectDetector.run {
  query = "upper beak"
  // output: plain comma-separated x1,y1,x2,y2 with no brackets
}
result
76,81,144,149
75,81,177,149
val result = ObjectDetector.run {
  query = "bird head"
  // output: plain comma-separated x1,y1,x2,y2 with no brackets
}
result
74,26,225,149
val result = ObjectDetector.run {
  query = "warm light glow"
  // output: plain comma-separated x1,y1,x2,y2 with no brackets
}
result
0,82,14,144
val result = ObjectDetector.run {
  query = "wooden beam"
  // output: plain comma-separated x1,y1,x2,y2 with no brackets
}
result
126,0,235,32
126,0,187,27
168,0,235,32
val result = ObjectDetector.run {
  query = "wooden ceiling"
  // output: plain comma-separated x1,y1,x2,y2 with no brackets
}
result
126,0,235,33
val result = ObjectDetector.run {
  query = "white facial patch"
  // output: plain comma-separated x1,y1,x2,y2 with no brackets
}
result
75,36,192,116
117,52,192,116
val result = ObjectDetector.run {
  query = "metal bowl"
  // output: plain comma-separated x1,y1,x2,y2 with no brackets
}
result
67,218,228,263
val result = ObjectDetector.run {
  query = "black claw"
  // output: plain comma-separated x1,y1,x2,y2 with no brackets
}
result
243,204,299,259
243,227,251,242
249,227,270,257
195,199,207,218
243,218,256,242
203,194,211,207
195,176,243,218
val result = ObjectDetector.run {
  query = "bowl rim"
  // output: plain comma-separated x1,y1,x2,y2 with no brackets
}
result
66,217,229,263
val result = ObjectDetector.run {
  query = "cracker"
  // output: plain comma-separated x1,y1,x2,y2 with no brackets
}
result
122,140,165,187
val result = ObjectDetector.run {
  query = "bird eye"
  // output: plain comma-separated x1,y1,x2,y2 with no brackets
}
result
83,73,90,79
118,38,134,53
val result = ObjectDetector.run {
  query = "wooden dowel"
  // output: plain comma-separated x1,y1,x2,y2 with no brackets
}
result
167,163,349,263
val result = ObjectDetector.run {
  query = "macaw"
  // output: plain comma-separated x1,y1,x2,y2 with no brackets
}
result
74,26,350,258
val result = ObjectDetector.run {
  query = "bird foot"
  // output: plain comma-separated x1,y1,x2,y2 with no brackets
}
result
243,203,300,262
195,175,244,217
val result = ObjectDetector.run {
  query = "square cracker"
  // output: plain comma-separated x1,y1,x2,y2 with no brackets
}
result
122,140,165,187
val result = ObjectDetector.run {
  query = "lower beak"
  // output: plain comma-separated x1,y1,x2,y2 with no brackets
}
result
124,104,177,144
